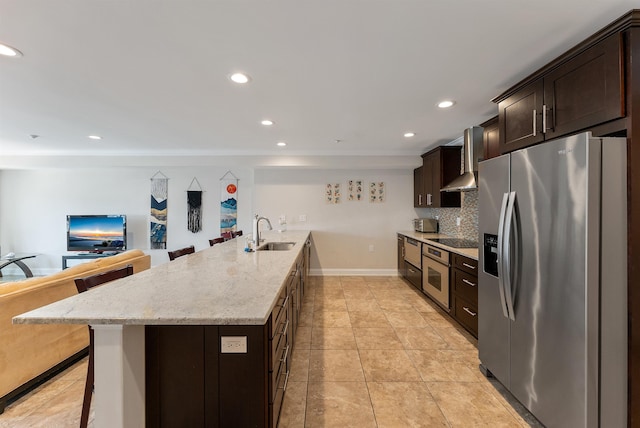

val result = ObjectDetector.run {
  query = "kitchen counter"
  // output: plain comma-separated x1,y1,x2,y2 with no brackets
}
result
398,230,479,260
14,230,311,327
13,229,311,428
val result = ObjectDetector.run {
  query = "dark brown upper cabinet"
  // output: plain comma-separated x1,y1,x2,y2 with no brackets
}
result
480,116,500,161
420,146,461,208
497,33,624,154
413,166,424,207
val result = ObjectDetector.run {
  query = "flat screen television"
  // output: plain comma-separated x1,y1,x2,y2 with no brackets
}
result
66,215,127,252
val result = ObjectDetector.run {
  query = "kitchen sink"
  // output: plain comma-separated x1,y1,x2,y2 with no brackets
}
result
256,242,296,251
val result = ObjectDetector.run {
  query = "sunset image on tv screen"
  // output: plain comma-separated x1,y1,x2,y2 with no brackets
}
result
68,216,125,249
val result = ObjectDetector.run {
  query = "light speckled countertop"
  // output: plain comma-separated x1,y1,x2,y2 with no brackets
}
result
397,231,479,260
14,230,311,326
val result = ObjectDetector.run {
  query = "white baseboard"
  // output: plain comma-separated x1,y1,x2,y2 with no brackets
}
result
309,268,399,277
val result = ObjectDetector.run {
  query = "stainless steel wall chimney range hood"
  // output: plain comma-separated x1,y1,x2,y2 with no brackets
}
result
441,126,484,192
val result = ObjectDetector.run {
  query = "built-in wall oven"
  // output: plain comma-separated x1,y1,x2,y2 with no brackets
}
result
422,244,450,310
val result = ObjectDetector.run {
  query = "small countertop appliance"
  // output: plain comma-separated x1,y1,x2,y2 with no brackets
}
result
413,218,438,233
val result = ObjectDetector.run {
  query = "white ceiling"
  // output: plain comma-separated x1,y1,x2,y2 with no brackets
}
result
0,0,636,168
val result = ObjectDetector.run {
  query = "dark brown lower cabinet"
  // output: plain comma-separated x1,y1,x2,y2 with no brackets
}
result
450,254,478,338
146,324,270,427
145,254,305,428
404,261,422,291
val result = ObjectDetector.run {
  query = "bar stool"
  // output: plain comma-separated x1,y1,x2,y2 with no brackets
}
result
221,232,232,241
74,265,134,428
167,245,195,261
232,230,243,238
209,237,225,246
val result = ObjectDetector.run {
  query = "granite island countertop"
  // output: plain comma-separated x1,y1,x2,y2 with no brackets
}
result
14,230,311,327
397,231,479,260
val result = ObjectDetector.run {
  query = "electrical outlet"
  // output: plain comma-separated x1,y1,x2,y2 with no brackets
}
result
299,214,307,222
368,244,374,252
456,217,461,226
221,336,247,353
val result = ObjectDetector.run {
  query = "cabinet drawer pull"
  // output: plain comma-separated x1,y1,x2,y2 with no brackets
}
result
277,319,290,337
408,268,416,274
278,295,289,309
463,307,477,317
532,109,537,137
278,370,290,392
462,278,476,287
280,344,290,363
462,263,476,270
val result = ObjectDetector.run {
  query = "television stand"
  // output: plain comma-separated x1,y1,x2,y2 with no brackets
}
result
62,253,117,270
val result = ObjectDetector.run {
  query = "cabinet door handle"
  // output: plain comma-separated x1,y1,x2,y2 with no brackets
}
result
462,263,476,270
278,370,290,392
278,319,290,337
278,295,290,309
280,345,290,363
463,307,477,317
532,109,537,137
543,104,553,132
462,278,476,287
419,194,422,205
427,194,432,206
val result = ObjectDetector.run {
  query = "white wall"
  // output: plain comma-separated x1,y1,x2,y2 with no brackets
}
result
0,165,418,276
0,166,253,272
254,168,417,275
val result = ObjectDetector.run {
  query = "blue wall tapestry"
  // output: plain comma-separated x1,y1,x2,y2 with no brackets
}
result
220,171,238,234
150,172,168,249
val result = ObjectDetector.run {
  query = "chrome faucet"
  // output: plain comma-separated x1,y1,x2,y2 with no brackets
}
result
253,214,272,246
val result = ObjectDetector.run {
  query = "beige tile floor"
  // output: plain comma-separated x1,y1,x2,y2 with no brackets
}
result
278,276,541,427
0,275,541,427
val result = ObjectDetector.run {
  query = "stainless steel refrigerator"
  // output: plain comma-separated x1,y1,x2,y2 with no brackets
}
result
478,132,627,427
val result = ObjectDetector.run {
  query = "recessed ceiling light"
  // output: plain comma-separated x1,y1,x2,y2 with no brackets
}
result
437,100,455,109
404,132,415,138
230,72,250,84
261,119,274,126
277,141,287,147
87,135,102,140
0,43,22,57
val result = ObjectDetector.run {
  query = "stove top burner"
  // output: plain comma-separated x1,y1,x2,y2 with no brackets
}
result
430,238,478,249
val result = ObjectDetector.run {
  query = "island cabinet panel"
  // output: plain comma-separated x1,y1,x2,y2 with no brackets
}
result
498,33,623,154
145,323,274,428
146,325,213,428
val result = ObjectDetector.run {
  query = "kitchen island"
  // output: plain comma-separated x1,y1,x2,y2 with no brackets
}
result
14,230,311,428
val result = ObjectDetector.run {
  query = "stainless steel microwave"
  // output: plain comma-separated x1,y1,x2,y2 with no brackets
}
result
413,218,438,233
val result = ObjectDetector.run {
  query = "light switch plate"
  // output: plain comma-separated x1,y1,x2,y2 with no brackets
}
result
221,336,248,353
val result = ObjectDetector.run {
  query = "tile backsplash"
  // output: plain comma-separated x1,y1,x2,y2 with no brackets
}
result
418,190,478,242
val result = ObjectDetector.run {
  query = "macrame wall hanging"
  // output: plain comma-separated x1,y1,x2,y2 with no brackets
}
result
150,171,169,249
187,177,203,233
220,170,238,234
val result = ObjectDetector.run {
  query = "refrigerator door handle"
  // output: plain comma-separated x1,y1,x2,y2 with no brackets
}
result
503,191,517,321
496,192,510,318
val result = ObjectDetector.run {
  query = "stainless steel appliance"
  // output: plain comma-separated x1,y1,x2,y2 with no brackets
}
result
403,237,421,268
441,126,483,192
422,244,449,309
478,132,627,427
427,238,477,249
413,218,438,233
